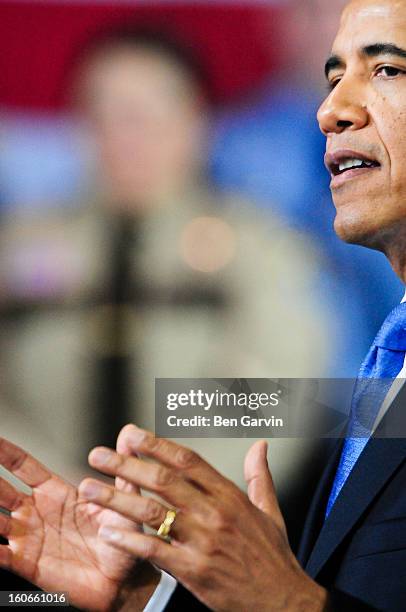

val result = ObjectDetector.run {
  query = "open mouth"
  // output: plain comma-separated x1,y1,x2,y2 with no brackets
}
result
325,150,381,181
330,157,380,176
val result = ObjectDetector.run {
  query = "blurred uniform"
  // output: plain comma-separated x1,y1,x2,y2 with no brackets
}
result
0,186,331,491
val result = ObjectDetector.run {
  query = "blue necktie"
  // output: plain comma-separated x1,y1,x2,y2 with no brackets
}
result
325,302,406,518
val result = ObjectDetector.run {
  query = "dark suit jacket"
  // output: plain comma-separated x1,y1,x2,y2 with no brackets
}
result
166,384,406,611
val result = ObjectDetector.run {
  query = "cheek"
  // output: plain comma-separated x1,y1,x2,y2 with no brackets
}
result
375,102,406,195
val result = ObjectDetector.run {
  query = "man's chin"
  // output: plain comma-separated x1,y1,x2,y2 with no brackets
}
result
333,213,386,251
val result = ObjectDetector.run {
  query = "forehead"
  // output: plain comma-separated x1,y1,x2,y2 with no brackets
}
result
80,47,197,108
333,0,406,54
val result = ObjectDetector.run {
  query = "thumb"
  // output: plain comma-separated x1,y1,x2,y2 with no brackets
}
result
244,441,283,525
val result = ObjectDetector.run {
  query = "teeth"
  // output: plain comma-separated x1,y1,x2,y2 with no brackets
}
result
338,158,366,172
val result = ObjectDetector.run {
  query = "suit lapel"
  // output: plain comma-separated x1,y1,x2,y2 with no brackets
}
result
305,382,406,579
297,438,343,567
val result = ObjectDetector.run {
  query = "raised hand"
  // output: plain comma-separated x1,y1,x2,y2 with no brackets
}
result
81,424,329,612
0,436,152,611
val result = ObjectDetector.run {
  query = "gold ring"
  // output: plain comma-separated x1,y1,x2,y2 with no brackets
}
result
157,509,177,538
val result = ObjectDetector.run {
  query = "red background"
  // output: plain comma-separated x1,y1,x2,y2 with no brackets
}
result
0,2,283,110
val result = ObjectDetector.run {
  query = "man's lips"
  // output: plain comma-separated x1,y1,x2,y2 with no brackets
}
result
324,149,381,187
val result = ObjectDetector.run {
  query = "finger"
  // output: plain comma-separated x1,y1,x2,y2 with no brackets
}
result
116,425,233,494
0,513,12,539
0,545,12,569
0,478,24,512
79,478,186,534
80,477,210,546
98,525,188,577
115,426,140,496
0,513,22,541
79,478,194,541
88,448,209,513
0,438,51,488
244,441,285,528
96,429,145,534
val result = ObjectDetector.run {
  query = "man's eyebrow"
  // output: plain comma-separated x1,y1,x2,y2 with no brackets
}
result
325,55,343,79
325,43,406,79
362,42,406,59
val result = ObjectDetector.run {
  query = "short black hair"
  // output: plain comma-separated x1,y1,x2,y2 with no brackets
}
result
68,25,214,106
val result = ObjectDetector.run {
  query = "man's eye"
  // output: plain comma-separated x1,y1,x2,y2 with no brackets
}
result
376,66,404,78
327,78,341,92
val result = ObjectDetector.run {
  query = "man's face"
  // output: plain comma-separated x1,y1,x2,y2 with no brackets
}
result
318,0,406,249
77,47,205,206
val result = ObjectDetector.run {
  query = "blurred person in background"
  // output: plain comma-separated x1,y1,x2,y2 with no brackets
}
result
211,0,404,373
0,28,335,547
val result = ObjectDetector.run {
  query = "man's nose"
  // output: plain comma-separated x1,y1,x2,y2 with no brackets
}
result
317,79,368,136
